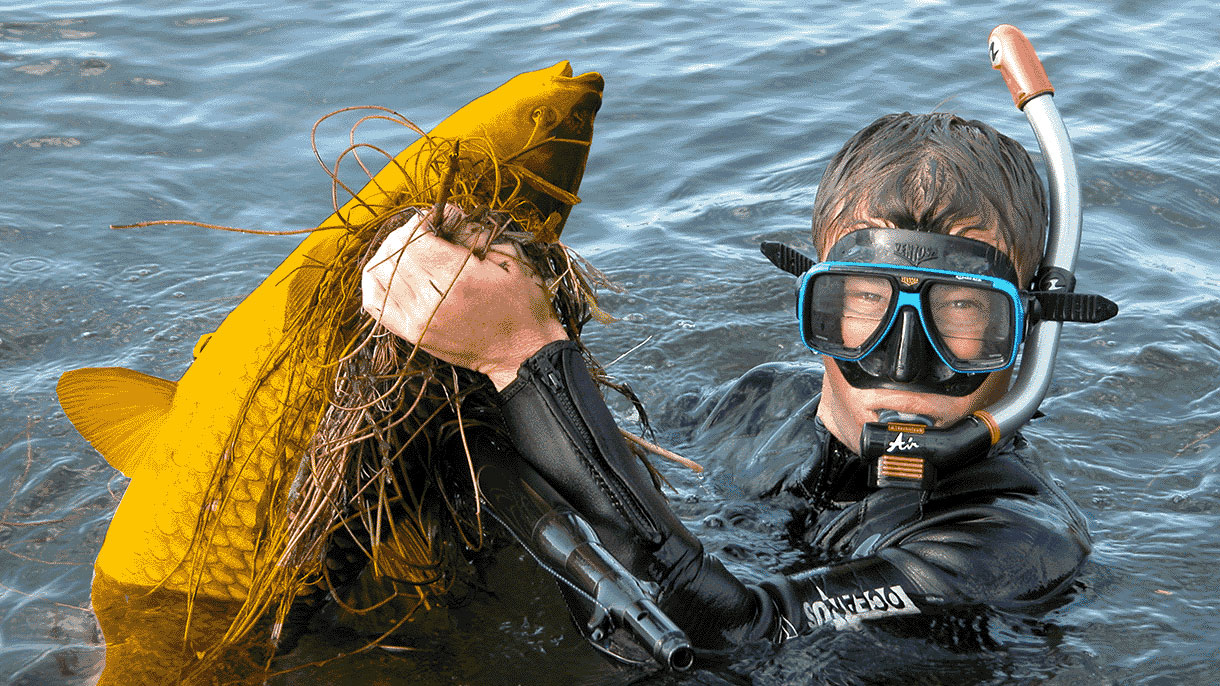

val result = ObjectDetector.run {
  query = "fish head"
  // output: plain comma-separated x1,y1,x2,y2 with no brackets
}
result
429,61,604,238
491,60,603,132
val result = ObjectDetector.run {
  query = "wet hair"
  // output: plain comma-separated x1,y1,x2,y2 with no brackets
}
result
811,112,1047,284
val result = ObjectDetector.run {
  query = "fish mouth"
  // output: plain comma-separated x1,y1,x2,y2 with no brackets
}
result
533,61,604,140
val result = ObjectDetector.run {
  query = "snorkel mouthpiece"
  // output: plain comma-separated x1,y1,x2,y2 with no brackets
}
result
865,411,995,490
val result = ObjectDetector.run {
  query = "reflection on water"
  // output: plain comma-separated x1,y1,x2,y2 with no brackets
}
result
84,541,626,685
3,0,1220,684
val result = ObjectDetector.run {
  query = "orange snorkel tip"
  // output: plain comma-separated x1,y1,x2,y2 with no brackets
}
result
988,24,1055,110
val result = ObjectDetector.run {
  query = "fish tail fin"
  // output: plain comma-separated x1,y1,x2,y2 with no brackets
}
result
56,367,177,477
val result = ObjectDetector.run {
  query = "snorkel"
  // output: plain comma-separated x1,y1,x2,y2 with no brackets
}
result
861,25,1116,488
764,25,1117,489
976,24,1087,440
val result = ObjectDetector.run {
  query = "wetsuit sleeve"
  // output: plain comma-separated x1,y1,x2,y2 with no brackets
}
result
496,340,781,648
766,501,1090,633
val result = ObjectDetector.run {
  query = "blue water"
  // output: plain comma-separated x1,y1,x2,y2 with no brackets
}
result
2,1,1218,683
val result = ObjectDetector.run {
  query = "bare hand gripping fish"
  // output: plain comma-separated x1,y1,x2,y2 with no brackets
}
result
55,62,612,681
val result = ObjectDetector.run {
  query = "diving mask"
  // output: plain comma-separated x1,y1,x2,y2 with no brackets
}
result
799,228,1022,396
764,227,1117,397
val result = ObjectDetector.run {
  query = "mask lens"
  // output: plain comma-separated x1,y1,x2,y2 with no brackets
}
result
804,273,894,357
925,282,1014,371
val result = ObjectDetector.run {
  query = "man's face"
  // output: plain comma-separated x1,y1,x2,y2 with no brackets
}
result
815,218,1016,450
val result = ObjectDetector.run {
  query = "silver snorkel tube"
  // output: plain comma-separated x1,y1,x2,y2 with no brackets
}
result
982,24,1078,439
764,25,1117,489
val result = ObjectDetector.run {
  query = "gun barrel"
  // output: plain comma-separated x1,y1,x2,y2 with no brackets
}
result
533,509,694,670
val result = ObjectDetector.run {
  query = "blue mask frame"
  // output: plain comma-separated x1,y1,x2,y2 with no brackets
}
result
796,260,1025,374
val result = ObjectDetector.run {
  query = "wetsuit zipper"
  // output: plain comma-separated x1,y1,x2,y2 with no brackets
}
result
540,354,660,544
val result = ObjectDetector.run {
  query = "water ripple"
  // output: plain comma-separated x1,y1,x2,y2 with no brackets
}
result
6,256,53,273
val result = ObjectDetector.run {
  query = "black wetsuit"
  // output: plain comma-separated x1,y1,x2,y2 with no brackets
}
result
691,361,1092,635
493,341,1092,653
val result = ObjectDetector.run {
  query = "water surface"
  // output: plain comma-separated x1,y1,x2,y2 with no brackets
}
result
2,1,1217,683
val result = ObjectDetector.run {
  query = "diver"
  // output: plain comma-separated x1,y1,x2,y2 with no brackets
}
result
361,103,1116,660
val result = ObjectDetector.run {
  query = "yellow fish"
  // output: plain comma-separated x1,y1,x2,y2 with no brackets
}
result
56,60,602,663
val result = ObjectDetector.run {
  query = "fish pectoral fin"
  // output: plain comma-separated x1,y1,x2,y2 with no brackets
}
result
56,367,177,477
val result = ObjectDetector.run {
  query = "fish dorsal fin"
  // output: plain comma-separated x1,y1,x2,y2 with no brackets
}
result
56,367,177,478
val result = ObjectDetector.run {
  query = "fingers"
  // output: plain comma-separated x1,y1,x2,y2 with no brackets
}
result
362,219,449,342
361,214,491,343
359,210,564,374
